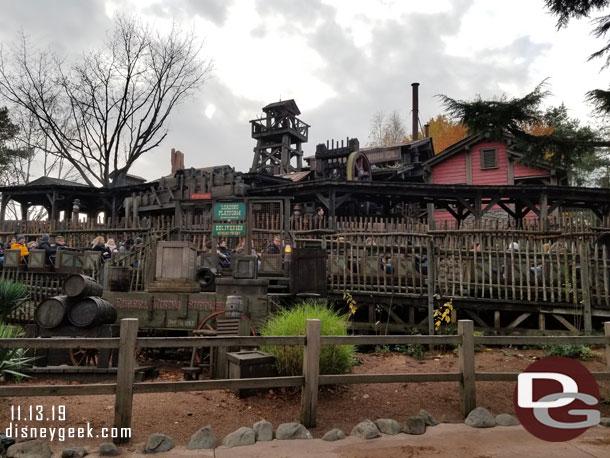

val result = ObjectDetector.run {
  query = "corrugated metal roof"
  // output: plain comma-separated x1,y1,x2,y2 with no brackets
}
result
279,171,312,182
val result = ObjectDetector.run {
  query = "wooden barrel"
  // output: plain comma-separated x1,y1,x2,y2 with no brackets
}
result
63,274,103,298
67,297,117,328
35,296,72,329
108,266,130,292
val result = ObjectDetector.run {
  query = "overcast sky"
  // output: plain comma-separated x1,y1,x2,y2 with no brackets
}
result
0,0,608,181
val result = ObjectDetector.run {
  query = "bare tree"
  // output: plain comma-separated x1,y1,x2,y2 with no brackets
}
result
367,110,407,146
0,109,80,220
0,15,212,187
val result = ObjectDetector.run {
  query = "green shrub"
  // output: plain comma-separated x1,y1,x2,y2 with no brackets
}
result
0,323,36,380
260,300,355,376
543,344,593,360
0,280,28,323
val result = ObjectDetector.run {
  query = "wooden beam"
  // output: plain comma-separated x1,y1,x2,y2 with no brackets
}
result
552,314,578,333
458,320,476,417
465,309,489,328
300,319,320,428
113,319,139,444
506,312,531,329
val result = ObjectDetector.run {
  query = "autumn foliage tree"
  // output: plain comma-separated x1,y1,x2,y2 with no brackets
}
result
426,115,468,153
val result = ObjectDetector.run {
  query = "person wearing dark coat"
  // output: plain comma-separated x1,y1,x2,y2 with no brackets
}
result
36,233,56,265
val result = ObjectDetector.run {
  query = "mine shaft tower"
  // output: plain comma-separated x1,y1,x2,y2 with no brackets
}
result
250,99,309,175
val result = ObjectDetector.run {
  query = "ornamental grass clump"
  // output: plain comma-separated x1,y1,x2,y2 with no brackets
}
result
0,280,28,323
260,300,355,376
0,323,36,380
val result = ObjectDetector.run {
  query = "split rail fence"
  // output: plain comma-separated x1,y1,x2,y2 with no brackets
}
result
0,319,609,444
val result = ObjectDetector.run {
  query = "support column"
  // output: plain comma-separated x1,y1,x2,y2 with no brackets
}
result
329,188,336,231
539,192,548,231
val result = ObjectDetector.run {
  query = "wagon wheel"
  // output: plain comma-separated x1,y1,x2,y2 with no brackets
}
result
69,348,99,366
193,310,257,364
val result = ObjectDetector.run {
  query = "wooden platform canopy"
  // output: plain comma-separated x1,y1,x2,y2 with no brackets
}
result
249,180,610,226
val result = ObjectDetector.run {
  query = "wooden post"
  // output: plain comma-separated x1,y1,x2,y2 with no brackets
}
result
605,322,610,400
427,239,436,336
458,319,476,418
427,203,436,230
300,319,321,428
539,192,549,231
113,318,139,444
580,244,592,334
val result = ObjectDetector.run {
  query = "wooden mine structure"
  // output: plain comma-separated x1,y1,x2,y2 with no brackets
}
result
250,100,309,175
2,96,610,370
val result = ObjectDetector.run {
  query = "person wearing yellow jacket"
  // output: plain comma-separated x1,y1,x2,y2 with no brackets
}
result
10,236,29,262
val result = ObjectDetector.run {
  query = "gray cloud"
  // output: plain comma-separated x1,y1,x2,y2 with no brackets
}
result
142,0,234,26
0,0,111,54
0,0,556,180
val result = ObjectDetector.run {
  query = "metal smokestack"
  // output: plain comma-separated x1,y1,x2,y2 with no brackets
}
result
412,82,419,141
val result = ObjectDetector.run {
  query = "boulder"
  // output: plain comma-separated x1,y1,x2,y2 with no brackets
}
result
321,429,345,441
187,426,216,450
403,416,426,435
144,434,174,453
350,420,381,440
222,427,255,448
465,407,496,428
61,447,87,458
419,409,439,426
6,440,52,458
374,419,401,435
495,414,520,426
253,421,273,442
99,443,120,456
275,423,312,440
599,417,610,427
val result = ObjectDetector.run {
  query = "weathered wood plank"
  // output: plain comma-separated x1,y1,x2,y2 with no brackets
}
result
319,373,461,384
458,320,476,418
300,319,321,428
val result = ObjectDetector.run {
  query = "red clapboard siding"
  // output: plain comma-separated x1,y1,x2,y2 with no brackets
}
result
513,162,549,178
470,141,508,185
432,154,466,184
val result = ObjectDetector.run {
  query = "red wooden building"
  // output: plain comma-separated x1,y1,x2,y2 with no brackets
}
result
424,132,566,224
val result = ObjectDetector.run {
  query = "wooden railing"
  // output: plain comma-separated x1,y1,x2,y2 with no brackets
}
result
0,319,608,444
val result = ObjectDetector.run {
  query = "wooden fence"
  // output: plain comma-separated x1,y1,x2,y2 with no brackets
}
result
0,319,608,444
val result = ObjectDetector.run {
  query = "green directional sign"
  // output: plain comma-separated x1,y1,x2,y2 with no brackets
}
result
214,202,246,220
213,223,246,237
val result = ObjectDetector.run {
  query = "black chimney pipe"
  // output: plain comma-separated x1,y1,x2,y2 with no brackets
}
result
412,82,419,141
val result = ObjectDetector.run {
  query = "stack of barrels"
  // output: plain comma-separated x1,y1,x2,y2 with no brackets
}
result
35,274,117,330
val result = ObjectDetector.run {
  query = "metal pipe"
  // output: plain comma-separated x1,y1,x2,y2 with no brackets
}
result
412,82,420,141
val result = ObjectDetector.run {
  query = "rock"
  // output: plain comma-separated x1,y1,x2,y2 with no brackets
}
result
374,419,401,435
253,421,273,442
144,434,174,453
222,427,255,448
321,429,345,441
99,443,120,456
419,409,439,426
599,417,610,427
61,447,87,458
6,440,52,458
495,414,520,426
350,420,381,440
187,426,216,450
275,423,312,440
465,407,496,428
403,416,426,435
